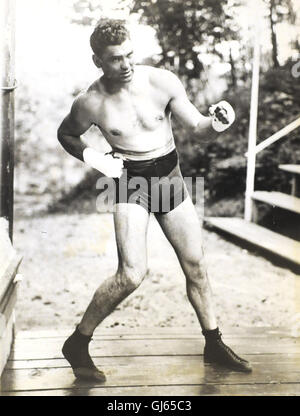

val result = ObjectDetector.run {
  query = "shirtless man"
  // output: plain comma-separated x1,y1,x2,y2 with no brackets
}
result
57,18,252,381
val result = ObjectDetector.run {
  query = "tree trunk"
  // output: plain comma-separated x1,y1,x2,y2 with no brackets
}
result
229,47,237,88
269,0,279,68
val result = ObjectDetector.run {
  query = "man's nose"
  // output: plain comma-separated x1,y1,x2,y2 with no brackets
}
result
121,58,130,70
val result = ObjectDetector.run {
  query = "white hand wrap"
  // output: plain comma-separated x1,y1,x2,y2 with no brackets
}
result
209,100,235,132
83,148,124,178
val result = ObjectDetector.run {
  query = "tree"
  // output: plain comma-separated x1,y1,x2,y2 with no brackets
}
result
71,0,134,25
132,0,241,82
71,0,243,88
263,0,296,67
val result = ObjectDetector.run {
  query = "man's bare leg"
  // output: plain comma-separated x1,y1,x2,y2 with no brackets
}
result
155,196,252,372
78,203,150,335
62,203,150,379
155,196,217,330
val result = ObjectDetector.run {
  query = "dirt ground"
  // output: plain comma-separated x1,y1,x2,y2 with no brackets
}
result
12,210,299,336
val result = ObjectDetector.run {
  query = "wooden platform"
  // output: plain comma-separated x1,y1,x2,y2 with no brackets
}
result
0,218,22,376
0,327,300,396
279,164,300,175
205,217,300,267
279,164,300,197
252,191,300,215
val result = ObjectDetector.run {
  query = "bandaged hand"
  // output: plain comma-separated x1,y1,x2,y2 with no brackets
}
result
83,148,124,178
209,101,235,132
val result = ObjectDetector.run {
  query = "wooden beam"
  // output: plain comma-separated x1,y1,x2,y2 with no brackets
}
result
0,254,22,305
0,215,20,378
0,312,15,376
245,117,300,157
0,0,16,241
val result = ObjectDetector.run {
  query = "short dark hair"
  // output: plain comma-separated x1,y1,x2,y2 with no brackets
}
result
90,18,130,57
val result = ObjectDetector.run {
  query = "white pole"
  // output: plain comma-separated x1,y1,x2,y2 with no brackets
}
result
244,23,261,222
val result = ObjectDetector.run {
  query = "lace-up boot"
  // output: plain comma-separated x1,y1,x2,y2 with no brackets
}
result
203,327,252,373
62,326,106,381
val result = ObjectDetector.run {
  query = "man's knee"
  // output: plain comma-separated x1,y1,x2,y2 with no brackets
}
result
182,251,207,282
119,263,148,291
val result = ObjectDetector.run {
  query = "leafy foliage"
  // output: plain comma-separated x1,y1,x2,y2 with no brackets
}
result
133,0,241,78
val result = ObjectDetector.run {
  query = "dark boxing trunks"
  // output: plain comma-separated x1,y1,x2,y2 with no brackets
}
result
114,148,188,214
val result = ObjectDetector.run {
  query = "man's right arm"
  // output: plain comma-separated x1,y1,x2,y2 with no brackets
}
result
57,95,124,178
57,95,92,162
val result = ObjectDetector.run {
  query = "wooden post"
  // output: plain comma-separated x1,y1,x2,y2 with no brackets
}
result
244,23,261,222
0,0,16,242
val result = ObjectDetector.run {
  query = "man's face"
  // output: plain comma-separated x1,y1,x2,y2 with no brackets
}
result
96,39,135,83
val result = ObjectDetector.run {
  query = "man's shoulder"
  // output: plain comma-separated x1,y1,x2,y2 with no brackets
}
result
71,83,102,116
143,65,178,83
142,65,182,95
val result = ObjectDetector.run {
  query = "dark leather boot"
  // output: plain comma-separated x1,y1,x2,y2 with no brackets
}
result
62,326,106,381
203,328,252,373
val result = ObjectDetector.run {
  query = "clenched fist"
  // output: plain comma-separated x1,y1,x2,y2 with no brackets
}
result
83,148,124,178
209,101,235,132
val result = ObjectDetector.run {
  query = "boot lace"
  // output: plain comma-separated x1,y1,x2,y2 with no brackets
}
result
216,332,245,362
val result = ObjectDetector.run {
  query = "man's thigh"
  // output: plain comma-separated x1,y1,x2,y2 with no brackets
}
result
113,203,150,268
155,196,203,263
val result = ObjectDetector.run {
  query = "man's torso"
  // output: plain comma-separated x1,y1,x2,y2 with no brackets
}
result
85,65,176,159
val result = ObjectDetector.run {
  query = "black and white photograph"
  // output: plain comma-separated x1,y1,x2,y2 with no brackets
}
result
0,0,299,398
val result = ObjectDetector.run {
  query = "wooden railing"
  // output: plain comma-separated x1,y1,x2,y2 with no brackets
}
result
243,17,300,222
244,116,300,221
245,117,300,157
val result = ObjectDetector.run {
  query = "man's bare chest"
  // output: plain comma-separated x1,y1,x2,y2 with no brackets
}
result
93,88,170,138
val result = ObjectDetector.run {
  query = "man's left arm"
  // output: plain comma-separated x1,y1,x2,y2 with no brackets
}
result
165,71,235,134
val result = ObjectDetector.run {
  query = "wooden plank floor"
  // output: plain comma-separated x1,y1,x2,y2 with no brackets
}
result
1,327,300,396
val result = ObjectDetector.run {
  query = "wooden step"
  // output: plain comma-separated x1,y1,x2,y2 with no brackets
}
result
278,165,300,197
205,217,300,266
252,191,300,215
279,164,300,175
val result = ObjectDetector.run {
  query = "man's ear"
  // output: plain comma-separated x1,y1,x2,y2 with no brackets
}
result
92,54,102,68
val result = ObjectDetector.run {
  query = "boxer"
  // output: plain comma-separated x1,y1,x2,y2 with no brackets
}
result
58,18,251,380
